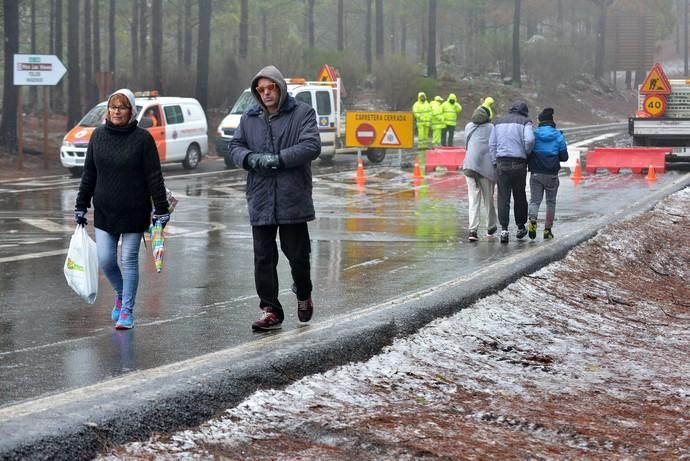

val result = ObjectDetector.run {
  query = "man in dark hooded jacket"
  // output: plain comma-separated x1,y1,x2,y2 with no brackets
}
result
230,65,321,331
489,100,535,243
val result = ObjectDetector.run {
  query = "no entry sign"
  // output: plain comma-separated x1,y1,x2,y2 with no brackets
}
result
355,123,376,146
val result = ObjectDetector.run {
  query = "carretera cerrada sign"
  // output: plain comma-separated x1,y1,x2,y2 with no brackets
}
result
345,111,414,149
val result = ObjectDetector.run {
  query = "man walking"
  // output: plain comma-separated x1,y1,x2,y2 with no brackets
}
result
489,100,534,243
230,65,321,331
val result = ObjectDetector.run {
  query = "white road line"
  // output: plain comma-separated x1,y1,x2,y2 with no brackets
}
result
569,132,618,148
20,218,73,233
0,249,68,264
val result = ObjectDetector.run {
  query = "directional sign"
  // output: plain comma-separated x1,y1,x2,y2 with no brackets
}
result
639,63,671,95
13,54,67,86
345,111,414,149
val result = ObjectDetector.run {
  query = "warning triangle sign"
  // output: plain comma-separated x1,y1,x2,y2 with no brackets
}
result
380,124,401,146
640,63,672,95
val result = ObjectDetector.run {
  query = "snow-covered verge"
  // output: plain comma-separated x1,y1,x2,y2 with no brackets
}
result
98,188,690,461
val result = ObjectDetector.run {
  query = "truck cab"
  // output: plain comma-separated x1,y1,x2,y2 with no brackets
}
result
216,78,384,167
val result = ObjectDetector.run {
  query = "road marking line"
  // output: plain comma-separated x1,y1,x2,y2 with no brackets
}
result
20,218,73,233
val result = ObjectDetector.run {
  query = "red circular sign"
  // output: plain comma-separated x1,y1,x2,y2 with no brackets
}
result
355,123,376,146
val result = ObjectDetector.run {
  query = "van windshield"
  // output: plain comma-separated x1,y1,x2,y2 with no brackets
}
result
78,103,108,127
230,91,256,114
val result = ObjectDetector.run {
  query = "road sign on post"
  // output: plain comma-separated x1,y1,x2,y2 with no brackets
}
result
13,54,67,86
13,54,67,170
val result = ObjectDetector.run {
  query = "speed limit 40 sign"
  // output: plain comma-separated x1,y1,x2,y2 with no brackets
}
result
643,94,667,117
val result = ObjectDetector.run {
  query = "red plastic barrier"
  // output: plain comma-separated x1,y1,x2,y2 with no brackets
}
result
585,147,669,174
425,146,466,173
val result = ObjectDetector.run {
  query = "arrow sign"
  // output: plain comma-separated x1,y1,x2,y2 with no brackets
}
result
13,54,67,86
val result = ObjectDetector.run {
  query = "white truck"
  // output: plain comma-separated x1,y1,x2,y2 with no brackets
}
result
628,79,690,170
215,78,386,167
629,79,690,148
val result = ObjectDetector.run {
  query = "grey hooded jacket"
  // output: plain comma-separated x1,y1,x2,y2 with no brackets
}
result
462,106,496,182
229,65,321,226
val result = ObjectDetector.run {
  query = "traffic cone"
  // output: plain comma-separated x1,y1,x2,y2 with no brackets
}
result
356,157,366,180
646,163,657,181
413,157,423,179
571,158,583,181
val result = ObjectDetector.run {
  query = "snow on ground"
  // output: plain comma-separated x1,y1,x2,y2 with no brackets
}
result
98,188,690,461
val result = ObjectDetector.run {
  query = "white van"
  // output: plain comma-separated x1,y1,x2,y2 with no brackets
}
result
60,91,208,177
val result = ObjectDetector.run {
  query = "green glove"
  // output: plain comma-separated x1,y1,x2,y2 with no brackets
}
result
257,154,280,169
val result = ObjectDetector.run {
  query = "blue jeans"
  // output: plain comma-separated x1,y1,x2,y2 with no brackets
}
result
95,228,143,310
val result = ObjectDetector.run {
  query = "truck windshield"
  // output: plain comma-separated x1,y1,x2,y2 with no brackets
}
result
78,103,108,127
230,91,256,114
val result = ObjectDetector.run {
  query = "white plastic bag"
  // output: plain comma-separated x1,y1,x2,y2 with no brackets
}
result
64,225,99,304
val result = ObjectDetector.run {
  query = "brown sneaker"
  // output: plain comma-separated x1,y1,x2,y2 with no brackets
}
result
297,297,314,323
252,307,282,331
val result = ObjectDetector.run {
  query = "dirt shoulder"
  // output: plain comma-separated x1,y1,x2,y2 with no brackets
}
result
99,184,689,460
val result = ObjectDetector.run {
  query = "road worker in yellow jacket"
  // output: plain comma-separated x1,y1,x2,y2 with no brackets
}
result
430,96,445,147
481,96,495,121
441,93,462,146
412,92,432,149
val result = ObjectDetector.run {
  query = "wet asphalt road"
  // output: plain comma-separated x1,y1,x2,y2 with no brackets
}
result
1,125,689,457
0,144,682,407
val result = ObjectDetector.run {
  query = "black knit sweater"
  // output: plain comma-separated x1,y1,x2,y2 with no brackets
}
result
75,121,169,234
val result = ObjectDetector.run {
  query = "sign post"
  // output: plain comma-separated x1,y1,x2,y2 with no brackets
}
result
13,54,67,169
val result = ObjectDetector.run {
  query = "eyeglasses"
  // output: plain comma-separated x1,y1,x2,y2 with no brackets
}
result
256,82,276,93
108,105,130,112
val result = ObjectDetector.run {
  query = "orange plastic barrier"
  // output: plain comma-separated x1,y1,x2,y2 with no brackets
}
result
425,146,466,173
585,147,669,174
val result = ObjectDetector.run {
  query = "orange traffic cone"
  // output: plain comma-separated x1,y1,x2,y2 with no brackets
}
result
646,163,657,181
413,157,423,179
571,158,583,181
356,157,366,180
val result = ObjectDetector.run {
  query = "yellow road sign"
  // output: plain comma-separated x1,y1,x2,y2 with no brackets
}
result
643,94,667,117
640,63,671,95
345,111,414,149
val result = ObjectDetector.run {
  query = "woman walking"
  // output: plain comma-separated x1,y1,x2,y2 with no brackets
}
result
74,89,170,329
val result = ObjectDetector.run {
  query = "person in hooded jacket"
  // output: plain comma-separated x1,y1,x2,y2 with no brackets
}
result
430,96,445,147
462,105,498,241
489,100,535,243
74,89,170,330
527,107,568,240
441,93,462,146
230,65,321,332
412,92,431,149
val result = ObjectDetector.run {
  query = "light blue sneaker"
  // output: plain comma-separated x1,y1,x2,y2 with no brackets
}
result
111,297,122,322
115,309,134,330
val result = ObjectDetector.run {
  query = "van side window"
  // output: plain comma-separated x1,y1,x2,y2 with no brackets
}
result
164,105,184,125
295,92,312,107
315,91,331,116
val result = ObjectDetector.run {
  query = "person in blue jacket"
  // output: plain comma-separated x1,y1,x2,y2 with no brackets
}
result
527,107,568,240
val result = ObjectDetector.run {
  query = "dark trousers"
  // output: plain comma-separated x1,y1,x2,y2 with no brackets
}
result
252,222,312,321
496,158,528,230
442,126,455,146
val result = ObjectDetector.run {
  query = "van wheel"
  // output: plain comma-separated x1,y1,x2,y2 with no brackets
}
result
182,144,201,169
319,154,335,165
69,167,83,178
366,149,386,163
